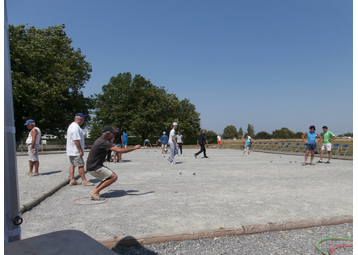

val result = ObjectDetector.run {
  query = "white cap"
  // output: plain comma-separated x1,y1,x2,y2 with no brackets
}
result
173,122,178,126
163,131,166,134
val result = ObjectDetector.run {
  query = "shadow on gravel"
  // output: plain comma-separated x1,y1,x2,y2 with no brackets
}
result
40,170,62,176
112,236,159,255
103,190,155,198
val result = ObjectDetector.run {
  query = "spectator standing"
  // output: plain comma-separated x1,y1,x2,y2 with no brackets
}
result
123,130,128,148
176,131,184,156
167,123,178,164
113,124,124,163
24,119,41,176
241,136,251,156
161,132,169,154
302,125,322,166
195,129,209,159
86,126,141,200
66,113,94,186
217,133,223,149
317,126,337,164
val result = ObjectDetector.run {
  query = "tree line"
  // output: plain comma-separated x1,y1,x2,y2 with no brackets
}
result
214,125,353,139
9,24,201,141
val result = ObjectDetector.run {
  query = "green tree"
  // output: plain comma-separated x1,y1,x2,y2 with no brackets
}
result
271,127,295,139
238,127,243,139
247,124,255,137
294,132,304,138
222,125,238,139
255,131,271,139
10,24,92,141
90,72,201,140
206,130,217,136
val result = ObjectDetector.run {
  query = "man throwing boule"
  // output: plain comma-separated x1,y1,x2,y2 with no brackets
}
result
86,126,141,200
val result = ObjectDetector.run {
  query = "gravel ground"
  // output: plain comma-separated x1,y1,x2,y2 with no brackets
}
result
15,148,352,255
112,223,353,255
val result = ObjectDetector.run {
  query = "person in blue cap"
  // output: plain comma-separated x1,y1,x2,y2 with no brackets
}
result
24,119,41,176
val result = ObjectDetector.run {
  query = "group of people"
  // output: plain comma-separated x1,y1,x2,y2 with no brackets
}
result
159,130,184,155
23,117,338,200
24,114,141,200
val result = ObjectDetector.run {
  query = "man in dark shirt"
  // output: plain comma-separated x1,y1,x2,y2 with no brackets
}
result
86,126,141,200
194,129,209,159
113,124,124,163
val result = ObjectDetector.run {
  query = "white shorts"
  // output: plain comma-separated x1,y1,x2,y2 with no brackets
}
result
321,143,332,152
161,144,167,148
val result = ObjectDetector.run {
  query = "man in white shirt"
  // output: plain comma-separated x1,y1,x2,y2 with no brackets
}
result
167,122,178,165
24,119,41,176
66,113,94,186
217,133,223,149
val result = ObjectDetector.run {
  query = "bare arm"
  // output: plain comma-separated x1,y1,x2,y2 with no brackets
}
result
110,145,141,154
316,133,323,143
31,128,39,152
302,132,308,143
74,140,84,157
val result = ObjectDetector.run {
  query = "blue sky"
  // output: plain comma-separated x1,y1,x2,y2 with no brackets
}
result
7,0,353,135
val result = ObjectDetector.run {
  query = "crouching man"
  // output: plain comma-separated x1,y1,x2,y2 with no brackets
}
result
86,126,141,200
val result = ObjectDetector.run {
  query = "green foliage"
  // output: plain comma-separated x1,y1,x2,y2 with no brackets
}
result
206,130,217,136
222,125,238,139
271,127,295,139
238,127,243,139
255,131,271,139
9,24,93,141
247,124,255,137
90,72,201,140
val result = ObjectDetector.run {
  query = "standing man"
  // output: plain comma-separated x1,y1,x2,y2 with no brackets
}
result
217,133,223,149
86,126,141,200
24,119,41,176
123,130,128,148
113,124,124,163
161,131,169,154
167,122,178,164
66,113,94,186
317,126,337,164
176,131,184,156
195,129,209,159
302,125,322,166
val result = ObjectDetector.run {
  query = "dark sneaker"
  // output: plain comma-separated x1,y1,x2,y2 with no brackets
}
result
317,160,323,163
194,154,197,159
204,156,208,158
325,161,330,164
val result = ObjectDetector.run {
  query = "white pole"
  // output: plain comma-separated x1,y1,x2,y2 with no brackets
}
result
4,0,22,243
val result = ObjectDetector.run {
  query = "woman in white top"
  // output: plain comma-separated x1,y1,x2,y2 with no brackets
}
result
176,131,184,155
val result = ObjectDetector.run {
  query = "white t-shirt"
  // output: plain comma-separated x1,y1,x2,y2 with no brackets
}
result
217,135,222,142
169,129,176,143
26,127,41,145
176,134,183,143
66,122,84,156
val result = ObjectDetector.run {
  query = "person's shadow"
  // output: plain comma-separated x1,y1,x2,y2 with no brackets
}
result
111,236,159,254
40,170,62,176
102,190,155,198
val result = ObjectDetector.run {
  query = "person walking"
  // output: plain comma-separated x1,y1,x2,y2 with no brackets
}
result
167,122,178,164
317,126,337,164
86,126,141,200
217,133,223,149
176,131,184,156
241,136,250,156
302,125,322,166
66,113,94,186
195,129,209,158
24,119,41,176
161,131,169,154
113,124,124,163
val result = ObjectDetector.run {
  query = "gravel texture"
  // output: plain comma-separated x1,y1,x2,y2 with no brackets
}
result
112,223,353,255
15,148,352,255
